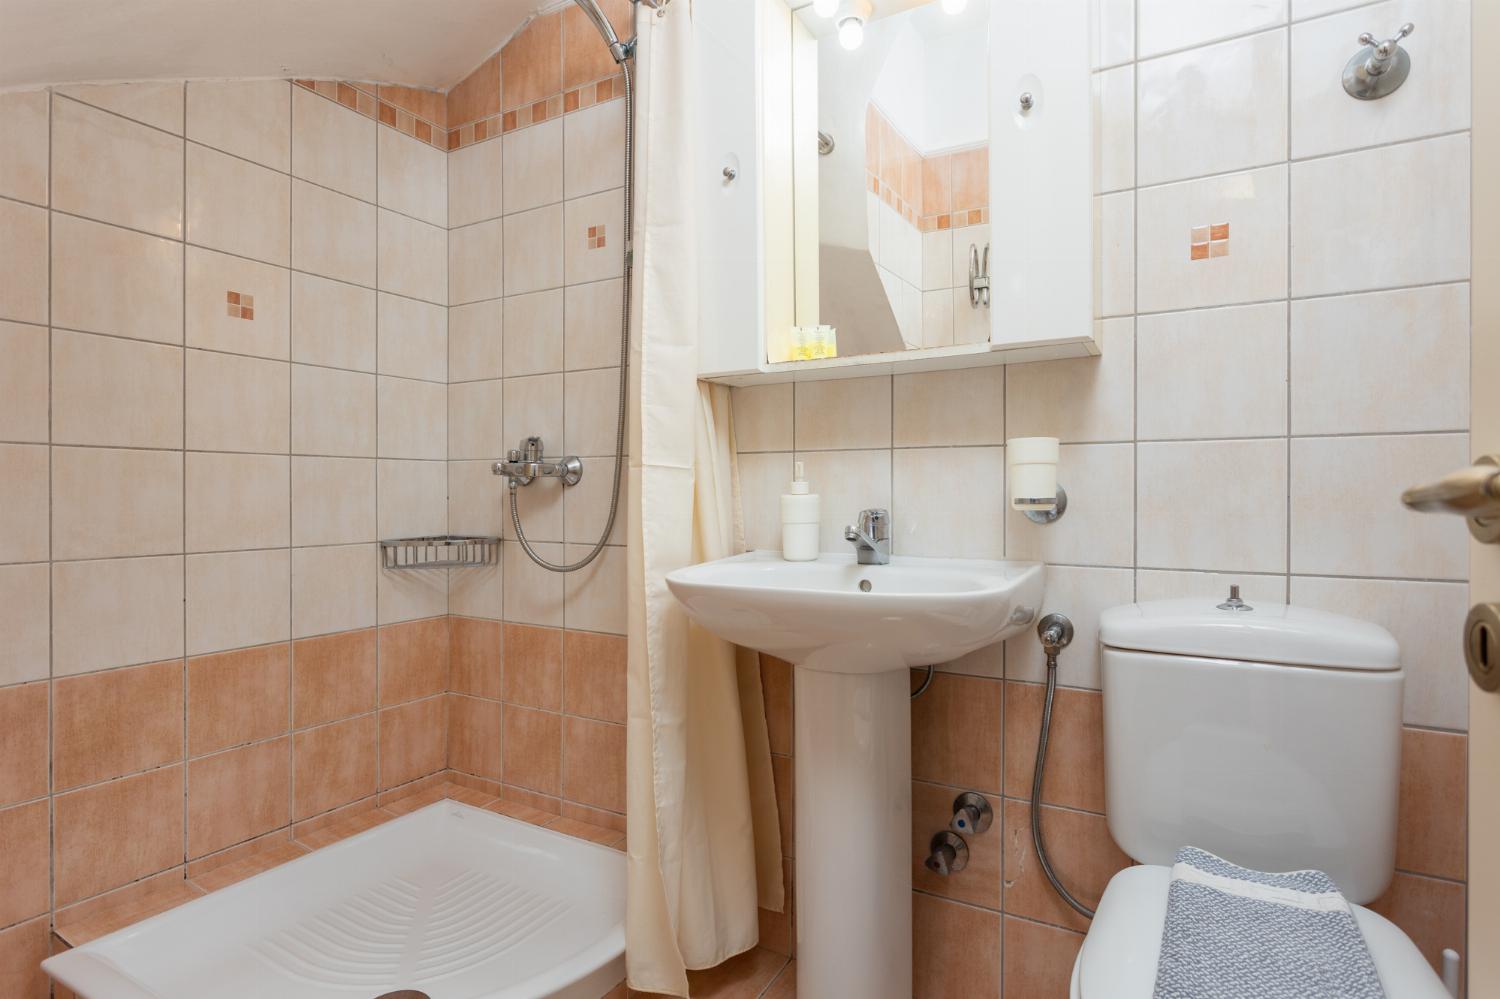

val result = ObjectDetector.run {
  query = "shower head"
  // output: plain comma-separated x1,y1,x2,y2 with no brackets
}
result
572,0,634,63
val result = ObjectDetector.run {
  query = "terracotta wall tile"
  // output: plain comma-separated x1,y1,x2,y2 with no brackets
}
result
1396,727,1466,882
187,644,289,756
562,715,625,812
0,917,50,999
758,654,792,756
505,623,563,709
772,754,794,860
54,764,184,906
562,630,626,724
912,781,1000,910
448,694,502,780
447,53,501,130
1002,915,1084,997
1002,682,1105,813
950,147,988,212
292,629,376,728
53,869,199,947
562,0,631,92
377,84,447,129
379,696,447,790
1001,799,1131,933
921,154,952,218
503,12,563,112
187,737,290,858
559,798,625,833
0,682,48,806
191,836,306,893
0,800,49,926
913,893,1001,999
501,782,562,815
52,660,183,791
503,705,562,795
1368,872,1466,977
378,617,450,706
292,714,376,820
450,616,501,699
911,673,1001,792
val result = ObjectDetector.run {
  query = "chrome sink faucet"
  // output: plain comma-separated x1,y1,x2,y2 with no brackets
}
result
844,508,891,565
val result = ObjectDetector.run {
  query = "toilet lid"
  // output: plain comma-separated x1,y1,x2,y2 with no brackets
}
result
1073,866,1449,999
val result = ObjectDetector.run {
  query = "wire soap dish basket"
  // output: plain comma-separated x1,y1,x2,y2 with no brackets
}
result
379,535,500,570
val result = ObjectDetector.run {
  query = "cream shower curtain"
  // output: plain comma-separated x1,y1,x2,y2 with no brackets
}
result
624,2,784,995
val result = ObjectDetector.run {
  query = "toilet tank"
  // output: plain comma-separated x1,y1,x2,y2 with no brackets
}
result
1098,599,1403,904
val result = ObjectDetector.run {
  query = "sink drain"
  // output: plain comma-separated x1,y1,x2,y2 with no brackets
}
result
859,579,872,592
375,992,431,999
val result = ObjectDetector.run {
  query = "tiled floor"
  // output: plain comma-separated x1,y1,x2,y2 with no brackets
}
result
628,947,794,999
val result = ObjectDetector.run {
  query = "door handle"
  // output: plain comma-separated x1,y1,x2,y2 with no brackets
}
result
1401,454,1500,543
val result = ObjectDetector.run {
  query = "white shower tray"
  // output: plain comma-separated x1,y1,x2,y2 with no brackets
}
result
43,801,627,999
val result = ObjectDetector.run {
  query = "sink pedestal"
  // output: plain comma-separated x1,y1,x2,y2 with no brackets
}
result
795,665,912,999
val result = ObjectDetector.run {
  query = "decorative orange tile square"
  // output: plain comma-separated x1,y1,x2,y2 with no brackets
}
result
1190,241,1210,260
1190,224,1211,243
378,84,447,130
378,101,397,128
1209,222,1229,240
336,82,358,109
1208,238,1229,258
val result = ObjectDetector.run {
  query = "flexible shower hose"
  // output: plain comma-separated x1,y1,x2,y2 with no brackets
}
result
510,52,635,573
1031,635,1097,920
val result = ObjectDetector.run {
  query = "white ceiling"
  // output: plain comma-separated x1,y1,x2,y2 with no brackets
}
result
0,0,539,92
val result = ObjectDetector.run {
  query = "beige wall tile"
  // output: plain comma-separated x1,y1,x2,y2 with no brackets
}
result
1137,439,1288,572
1290,284,1469,436
54,82,183,133
376,377,446,459
449,219,504,306
292,457,375,547
0,198,48,325
291,180,376,287
563,544,627,634
563,101,625,200
291,364,375,457
794,376,892,451
1137,303,1287,440
378,559,449,625
186,549,290,656
738,452,793,552
1135,568,1287,605
0,322,47,442
449,560,503,621
1094,64,1135,193
451,299,505,381
564,278,622,371
377,210,447,305
51,213,183,343
1290,434,1468,580
448,460,509,540
1006,566,1136,689
291,544,376,638
52,446,183,560
793,449,893,555
0,444,49,563
185,452,291,552
377,126,446,227
52,330,183,448
185,80,291,172
1095,193,1134,318
502,118,563,215
290,86,375,201
376,459,447,540
186,143,291,265
563,189,624,286
504,541,566,627
563,367,621,457
185,246,290,359
52,556,184,675
1291,134,1469,298
503,204,564,296
448,380,504,461
377,293,447,382
1007,319,1134,443
1138,0,1285,58
290,272,376,372
52,96,183,237
53,764,184,905
448,137,504,228
503,289,562,377
892,447,1005,558
893,367,1006,448
1007,443,1135,567
0,90,49,205
732,384,794,453
185,349,290,454
0,564,49,686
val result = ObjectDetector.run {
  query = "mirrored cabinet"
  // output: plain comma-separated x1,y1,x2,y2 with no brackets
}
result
695,0,1097,384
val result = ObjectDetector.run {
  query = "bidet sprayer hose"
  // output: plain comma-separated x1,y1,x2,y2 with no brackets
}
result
1031,612,1096,920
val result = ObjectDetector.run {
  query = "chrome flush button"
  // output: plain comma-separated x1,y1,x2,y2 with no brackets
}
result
1217,585,1253,612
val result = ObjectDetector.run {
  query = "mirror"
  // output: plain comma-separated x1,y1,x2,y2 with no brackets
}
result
777,0,992,362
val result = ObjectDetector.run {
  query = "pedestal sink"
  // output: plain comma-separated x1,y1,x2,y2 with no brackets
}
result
665,551,1045,999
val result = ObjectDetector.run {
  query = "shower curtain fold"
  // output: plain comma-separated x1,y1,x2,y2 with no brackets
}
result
624,3,783,996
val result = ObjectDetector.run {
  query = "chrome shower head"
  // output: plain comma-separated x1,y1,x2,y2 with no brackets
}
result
572,0,633,63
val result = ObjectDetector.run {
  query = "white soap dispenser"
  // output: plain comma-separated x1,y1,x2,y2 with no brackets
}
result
780,461,819,561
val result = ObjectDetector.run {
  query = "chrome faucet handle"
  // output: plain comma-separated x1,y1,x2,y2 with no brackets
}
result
1359,22,1413,66
856,508,889,540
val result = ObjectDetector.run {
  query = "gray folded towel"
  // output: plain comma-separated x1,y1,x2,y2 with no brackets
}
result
1152,847,1386,999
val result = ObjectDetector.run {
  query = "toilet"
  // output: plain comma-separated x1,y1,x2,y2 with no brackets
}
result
1069,598,1451,998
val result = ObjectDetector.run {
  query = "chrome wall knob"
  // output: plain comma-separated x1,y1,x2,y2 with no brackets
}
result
925,831,969,876
949,792,993,836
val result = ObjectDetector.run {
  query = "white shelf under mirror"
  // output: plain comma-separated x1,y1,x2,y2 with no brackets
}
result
693,0,1097,385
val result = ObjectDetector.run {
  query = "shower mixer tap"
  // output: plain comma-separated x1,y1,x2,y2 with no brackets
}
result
493,436,583,488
